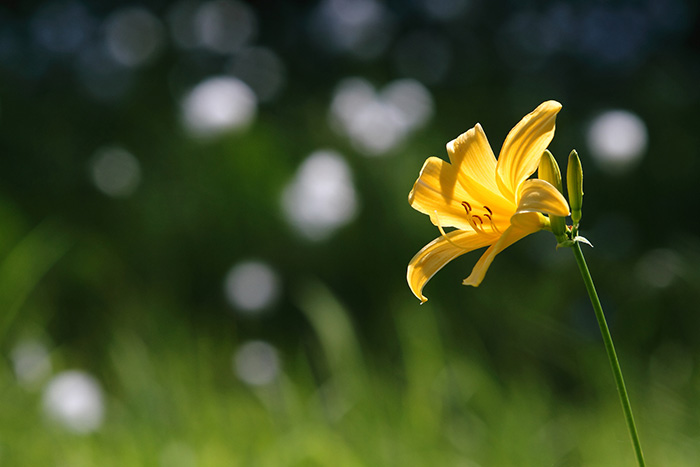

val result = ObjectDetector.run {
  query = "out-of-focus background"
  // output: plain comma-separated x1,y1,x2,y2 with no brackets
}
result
1,0,700,464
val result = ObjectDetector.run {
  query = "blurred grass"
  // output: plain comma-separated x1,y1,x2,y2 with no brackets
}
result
2,276,699,466
0,219,72,341
2,2,700,465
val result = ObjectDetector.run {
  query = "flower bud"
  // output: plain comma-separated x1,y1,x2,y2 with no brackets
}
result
538,150,567,242
567,150,583,225
539,150,563,192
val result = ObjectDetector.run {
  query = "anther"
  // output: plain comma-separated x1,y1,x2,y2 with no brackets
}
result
462,200,493,234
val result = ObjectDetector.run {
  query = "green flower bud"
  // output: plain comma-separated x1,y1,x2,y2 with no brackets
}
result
567,150,583,225
539,150,563,192
538,150,567,242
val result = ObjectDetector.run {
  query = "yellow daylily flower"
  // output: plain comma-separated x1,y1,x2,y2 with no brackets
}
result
407,101,570,303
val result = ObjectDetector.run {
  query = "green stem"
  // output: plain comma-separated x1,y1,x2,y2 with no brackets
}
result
571,242,645,466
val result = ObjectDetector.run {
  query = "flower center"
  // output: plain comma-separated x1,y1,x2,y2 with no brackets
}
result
461,201,501,234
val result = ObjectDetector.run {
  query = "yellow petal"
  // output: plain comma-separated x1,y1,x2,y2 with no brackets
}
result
409,157,514,232
509,211,549,231
446,124,499,192
407,229,497,303
446,125,515,213
496,101,562,200
514,179,570,218
462,221,539,287
408,157,476,230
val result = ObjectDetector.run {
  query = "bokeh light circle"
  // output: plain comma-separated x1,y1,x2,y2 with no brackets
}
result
104,7,164,68
42,370,105,434
282,150,358,240
11,339,52,388
329,77,433,156
586,110,648,174
181,76,257,137
89,146,142,198
233,340,280,386
224,260,280,313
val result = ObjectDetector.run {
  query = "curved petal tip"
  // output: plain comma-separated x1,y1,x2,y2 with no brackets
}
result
539,100,562,112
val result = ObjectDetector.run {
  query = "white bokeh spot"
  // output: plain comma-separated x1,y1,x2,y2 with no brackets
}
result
635,248,681,288
11,339,52,388
224,260,280,314
282,150,358,240
309,0,394,59
89,146,142,197
233,340,280,386
105,7,164,68
329,77,433,156
194,0,257,54
228,46,286,102
181,76,257,137
42,370,105,434
587,110,648,174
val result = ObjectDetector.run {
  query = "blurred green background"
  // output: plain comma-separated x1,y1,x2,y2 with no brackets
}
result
1,0,700,465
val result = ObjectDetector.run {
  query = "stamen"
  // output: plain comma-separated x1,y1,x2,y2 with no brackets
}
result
433,210,471,250
484,214,502,234
461,200,486,233
471,215,486,233
462,200,503,234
